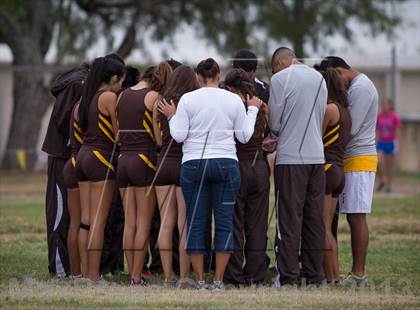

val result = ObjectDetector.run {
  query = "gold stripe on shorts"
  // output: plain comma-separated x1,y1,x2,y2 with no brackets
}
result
138,153,156,171
71,156,77,168
92,150,115,172
324,163,332,171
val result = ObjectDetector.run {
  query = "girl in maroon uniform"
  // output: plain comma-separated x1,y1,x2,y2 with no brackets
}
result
76,57,125,283
153,65,200,286
116,62,172,286
63,103,82,279
321,68,352,284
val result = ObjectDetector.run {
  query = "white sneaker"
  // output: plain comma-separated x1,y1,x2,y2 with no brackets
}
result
210,281,224,291
195,280,209,290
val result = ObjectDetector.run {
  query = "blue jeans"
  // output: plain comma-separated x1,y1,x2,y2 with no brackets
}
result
181,158,240,254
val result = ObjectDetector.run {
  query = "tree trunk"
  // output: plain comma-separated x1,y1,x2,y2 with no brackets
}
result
1,49,52,169
292,0,305,58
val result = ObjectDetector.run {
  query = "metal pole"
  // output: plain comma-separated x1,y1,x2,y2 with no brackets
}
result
390,46,397,108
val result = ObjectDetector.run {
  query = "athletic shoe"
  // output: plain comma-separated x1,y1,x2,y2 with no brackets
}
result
195,280,209,290
130,277,148,287
341,272,369,286
163,277,177,288
210,281,225,291
385,186,392,193
176,277,196,290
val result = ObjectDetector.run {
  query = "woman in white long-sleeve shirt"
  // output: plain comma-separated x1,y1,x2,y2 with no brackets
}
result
158,58,261,290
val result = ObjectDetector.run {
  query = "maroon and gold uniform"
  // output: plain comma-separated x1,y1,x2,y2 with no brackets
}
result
76,90,117,182
323,103,352,198
116,88,157,188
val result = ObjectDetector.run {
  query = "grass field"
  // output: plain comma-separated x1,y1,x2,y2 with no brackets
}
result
0,171,419,309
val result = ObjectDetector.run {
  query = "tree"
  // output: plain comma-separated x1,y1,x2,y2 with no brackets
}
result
0,1,56,168
0,0,187,168
0,0,407,168
254,0,404,58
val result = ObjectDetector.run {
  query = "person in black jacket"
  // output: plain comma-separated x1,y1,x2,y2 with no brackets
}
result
232,50,270,103
42,63,89,276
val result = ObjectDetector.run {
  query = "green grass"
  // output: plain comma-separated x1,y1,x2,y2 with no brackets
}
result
0,183,419,308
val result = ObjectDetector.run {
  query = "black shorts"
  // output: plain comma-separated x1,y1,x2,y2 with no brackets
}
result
325,164,345,198
76,146,116,182
154,156,182,186
63,155,79,189
117,152,156,188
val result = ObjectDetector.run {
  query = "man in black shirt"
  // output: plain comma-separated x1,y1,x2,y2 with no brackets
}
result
224,50,271,286
232,49,270,103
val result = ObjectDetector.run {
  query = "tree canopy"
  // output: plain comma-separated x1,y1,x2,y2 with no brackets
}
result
0,0,406,167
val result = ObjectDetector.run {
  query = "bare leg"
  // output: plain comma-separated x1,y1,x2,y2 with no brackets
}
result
121,187,136,277
156,185,177,280
131,187,156,282
176,187,191,278
214,253,231,282
384,154,394,189
86,180,114,280
323,195,340,282
78,181,90,276
347,213,369,277
67,188,81,276
190,254,204,281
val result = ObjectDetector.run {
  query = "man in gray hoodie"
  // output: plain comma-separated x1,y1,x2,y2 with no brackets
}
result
269,47,327,286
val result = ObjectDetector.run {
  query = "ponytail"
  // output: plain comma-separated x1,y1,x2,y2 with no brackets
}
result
149,61,172,93
321,68,349,109
79,56,126,131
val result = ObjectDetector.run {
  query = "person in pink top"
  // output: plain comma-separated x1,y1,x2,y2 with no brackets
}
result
376,98,402,193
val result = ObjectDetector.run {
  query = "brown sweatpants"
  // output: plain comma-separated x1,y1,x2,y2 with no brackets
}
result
224,158,270,285
274,164,325,285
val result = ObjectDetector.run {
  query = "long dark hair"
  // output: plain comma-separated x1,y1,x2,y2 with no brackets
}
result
224,68,266,137
160,65,199,121
79,56,125,131
322,68,349,108
149,61,172,93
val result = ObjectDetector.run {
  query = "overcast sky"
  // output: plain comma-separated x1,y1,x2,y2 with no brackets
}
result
1,0,419,67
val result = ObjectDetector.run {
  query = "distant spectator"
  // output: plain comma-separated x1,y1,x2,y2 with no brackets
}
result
376,98,401,193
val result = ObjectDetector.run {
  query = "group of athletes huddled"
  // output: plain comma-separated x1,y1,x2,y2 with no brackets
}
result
42,48,379,290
